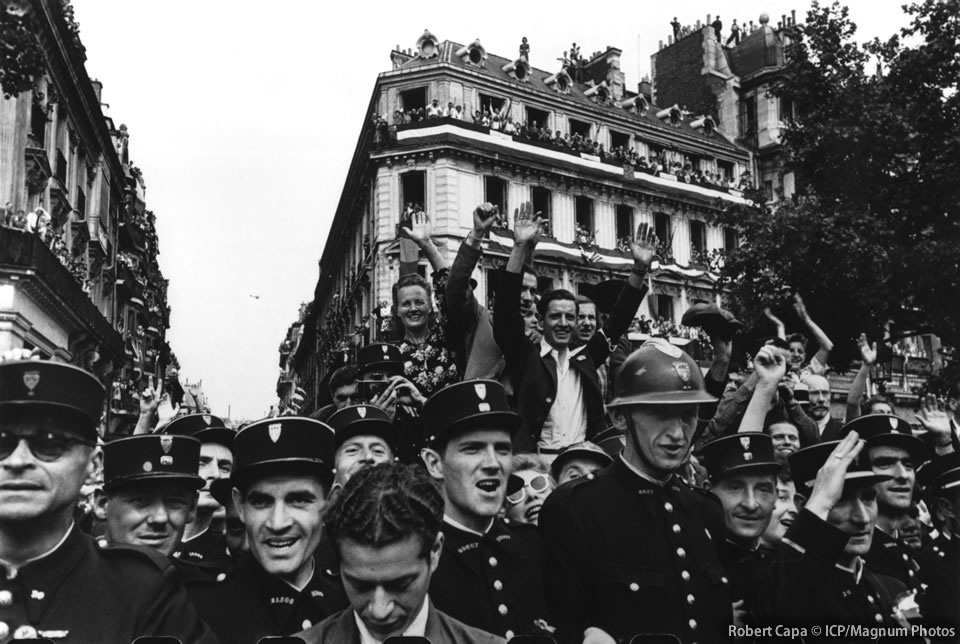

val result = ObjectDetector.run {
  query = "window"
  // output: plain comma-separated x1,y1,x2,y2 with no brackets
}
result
779,96,796,122
610,130,630,151
575,196,594,236
537,276,554,294
717,160,734,183
654,213,672,245
654,294,675,322
76,187,86,220
531,186,552,235
739,94,758,140
400,171,426,215
724,227,739,251
400,87,427,112
479,93,506,114
569,118,591,138
525,106,549,129
29,103,46,146
484,176,507,215
615,205,633,242
689,220,707,263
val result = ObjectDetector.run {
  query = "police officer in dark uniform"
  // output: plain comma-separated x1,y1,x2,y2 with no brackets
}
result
356,343,425,464
185,416,348,643
914,453,960,635
753,434,915,635
840,414,928,591
162,412,236,573
95,433,204,557
700,432,780,620
421,380,551,640
0,360,218,643
539,339,731,644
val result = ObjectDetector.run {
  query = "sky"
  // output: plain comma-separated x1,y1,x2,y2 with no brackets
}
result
71,0,914,421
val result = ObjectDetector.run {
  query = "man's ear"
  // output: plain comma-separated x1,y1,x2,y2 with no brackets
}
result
421,447,444,481
935,495,955,523
609,408,628,431
85,446,103,488
428,532,444,574
231,487,245,523
92,488,108,522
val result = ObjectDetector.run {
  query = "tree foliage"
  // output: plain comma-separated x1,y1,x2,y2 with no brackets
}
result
712,0,960,368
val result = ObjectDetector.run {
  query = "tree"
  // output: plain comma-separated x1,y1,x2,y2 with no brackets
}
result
712,0,960,370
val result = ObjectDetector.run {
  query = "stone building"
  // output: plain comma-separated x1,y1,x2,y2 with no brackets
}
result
282,30,754,412
0,0,174,433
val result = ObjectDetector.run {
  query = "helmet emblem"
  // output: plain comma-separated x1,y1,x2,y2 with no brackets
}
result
357,407,367,418
672,361,691,383
634,367,647,377
474,383,487,400
268,423,282,443
160,435,174,454
23,371,40,396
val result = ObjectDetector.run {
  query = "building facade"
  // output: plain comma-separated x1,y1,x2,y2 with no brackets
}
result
282,30,754,412
0,0,174,434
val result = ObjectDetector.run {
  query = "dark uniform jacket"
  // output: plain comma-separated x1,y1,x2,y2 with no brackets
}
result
539,458,733,644
494,271,648,452
0,524,218,643
716,538,777,616
172,527,232,575
753,509,912,641
915,532,959,635
865,526,921,591
186,553,348,644
429,517,550,639
297,601,507,644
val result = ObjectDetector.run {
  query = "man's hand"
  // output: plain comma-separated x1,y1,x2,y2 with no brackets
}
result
732,599,749,630
709,332,733,363
753,345,787,385
400,211,433,246
805,432,864,520
472,203,498,238
390,375,427,407
0,347,43,362
139,376,163,419
763,307,786,339
582,626,617,644
156,392,181,429
858,333,878,366
512,201,544,246
629,222,657,271
792,293,810,321
916,393,954,447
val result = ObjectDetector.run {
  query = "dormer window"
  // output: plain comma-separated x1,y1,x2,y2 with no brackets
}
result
456,39,487,66
656,104,683,126
583,82,610,105
416,30,439,59
501,58,530,82
544,69,572,94
621,94,650,115
690,115,717,135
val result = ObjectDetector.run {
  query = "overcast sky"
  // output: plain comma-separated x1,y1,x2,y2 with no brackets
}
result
72,1,912,420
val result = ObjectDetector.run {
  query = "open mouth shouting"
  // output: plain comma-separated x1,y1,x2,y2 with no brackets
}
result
475,478,501,498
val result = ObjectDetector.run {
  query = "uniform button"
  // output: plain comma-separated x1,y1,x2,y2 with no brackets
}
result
629,583,640,592
908,570,915,577
681,570,691,582
493,580,503,591
13,625,37,639
664,502,674,513
689,619,698,630
505,631,515,640
301,620,312,630
867,595,875,604
488,556,498,567
875,613,883,623
498,604,508,615
216,573,227,582
672,524,681,534
0,590,11,606
687,594,695,605
902,554,909,561
97,538,108,548
0,623,8,639
721,577,729,584
545,397,552,403
676,548,686,558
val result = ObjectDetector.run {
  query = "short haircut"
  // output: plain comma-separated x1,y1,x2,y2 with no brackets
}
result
329,365,359,395
537,288,577,318
324,463,443,558
511,453,551,475
521,263,539,282
575,295,595,309
786,333,808,348
863,395,893,413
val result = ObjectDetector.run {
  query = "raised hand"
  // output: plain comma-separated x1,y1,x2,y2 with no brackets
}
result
858,333,878,366
916,393,953,447
0,347,43,362
792,293,810,321
472,202,498,237
806,432,864,520
513,201,544,246
629,222,657,270
400,211,433,245
753,345,787,384
139,375,163,418
763,307,786,339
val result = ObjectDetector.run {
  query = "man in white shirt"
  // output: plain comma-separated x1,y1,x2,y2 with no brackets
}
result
297,463,504,644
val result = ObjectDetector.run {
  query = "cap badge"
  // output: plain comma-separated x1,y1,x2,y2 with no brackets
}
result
143,461,153,472
740,436,751,451
743,452,754,461
268,423,282,443
203,415,212,425
474,383,487,400
673,361,691,383
357,407,367,419
23,370,40,396
382,346,390,356
160,435,174,454
478,402,491,412
888,417,899,430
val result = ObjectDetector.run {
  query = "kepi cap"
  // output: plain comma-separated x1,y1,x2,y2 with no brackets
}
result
788,441,892,493
423,379,520,443
550,441,613,481
0,360,104,438
232,416,335,486
701,433,781,481
103,434,203,491
328,404,395,450
161,413,235,450
357,343,403,376
839,414,928,462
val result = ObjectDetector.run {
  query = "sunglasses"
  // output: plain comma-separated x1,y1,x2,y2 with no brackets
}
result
0,430,95,462
505,474,551,506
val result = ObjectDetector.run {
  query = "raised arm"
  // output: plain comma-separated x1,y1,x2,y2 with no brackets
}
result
738,346,786,433
845,333,876,422
793,293,833,369
493,203,544,361
445,203,497,333
400,211,448,272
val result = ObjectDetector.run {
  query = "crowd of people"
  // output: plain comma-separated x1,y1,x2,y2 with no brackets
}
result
1,198,958,644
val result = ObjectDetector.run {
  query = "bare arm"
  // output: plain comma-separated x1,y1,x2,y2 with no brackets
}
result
400,211,448,272
739,346,785,433
793,293,833,367
845,334,876,422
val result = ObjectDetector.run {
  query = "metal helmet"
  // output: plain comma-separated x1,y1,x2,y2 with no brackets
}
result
607,339,717,407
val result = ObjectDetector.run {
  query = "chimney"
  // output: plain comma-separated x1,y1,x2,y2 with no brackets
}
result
90,79,103,102
638,78,652,100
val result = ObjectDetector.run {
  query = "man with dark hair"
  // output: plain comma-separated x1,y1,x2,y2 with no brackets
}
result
494,206,656,454
311,365,360,422
915,453,960,632
186,416,347,643
327,404,395,496
539,340,730,643
421,379,550,639
297,464,505,643
0,360,217,643
574,295,597,344
94,434,203,557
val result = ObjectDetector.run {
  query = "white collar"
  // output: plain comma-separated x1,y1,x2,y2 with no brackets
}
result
279,556,315,593
181,526,208,544
0,521,76,577
835,557,864,584
355,595,429,644
443,514,493,537
619,453,669,487
540,338,563,359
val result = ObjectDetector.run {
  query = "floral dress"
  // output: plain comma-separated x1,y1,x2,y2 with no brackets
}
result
398,325,459,399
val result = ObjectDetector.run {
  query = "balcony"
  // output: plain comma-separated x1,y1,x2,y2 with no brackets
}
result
24,146,52,195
